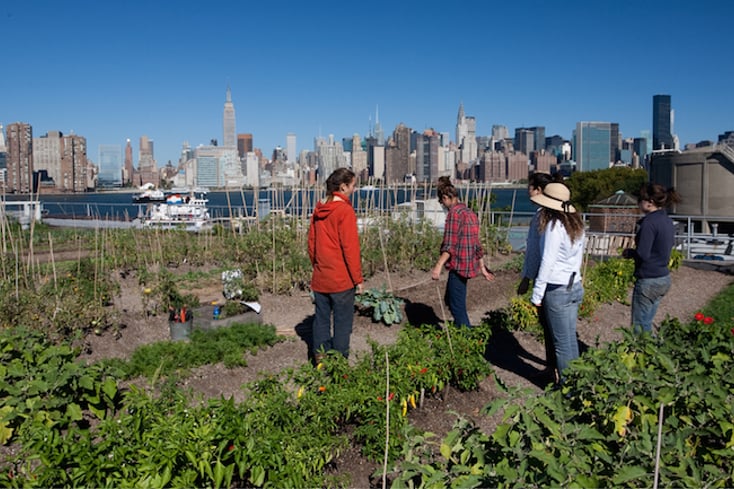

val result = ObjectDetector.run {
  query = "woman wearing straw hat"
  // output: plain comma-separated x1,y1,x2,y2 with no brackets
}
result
529,182,585,384
517,172,557,384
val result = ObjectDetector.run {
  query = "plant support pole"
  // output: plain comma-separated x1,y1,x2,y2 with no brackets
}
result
381,350,390,489
653,402,664,489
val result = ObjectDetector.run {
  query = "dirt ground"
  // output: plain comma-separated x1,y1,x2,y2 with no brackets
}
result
80,256,733,486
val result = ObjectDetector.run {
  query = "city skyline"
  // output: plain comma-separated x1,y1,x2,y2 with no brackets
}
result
2,0,732,166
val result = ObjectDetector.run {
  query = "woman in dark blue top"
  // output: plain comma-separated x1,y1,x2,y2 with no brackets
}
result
622,183,681,334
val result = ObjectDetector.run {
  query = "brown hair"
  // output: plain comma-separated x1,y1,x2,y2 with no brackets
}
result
436,176,458,200
538,208,585,244
528,172,553,191
325,168,356,201
638,183,681,208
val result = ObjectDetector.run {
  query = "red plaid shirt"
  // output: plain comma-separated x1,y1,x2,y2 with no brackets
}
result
440,203,484,278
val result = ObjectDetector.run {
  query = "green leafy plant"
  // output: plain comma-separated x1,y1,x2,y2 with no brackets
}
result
355,286,405,325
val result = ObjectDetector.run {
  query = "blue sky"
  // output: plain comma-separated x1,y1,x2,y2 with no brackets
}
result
2,0,732,166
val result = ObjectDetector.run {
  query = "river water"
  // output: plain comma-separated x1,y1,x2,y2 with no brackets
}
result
5,186,536,222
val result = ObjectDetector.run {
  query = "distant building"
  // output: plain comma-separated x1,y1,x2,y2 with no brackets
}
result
653,95,674,151
33,130,63,187
633,137,648,169
194,145,243,188
98,144,123,187
573,122,620,172
350,134,368,181
456,103,477,164
385,123,411,184
137,135,159,187
531,150,556,174
237,133,253,158
286,133,296,164
515,126,545,154
124,139,134,185
6,122,34,193
415,129,441,182
223,86,236,148
60,134,88,193
314,135,346,183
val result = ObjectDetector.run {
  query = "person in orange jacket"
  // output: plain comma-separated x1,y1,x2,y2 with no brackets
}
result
308,168,364,360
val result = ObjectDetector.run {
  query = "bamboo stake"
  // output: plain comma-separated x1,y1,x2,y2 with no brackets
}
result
653,402,664,489
435,283,455,357
49,232,57,291
381,350,390,489
225,188,236,238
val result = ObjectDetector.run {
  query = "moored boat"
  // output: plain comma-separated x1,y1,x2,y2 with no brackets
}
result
138,190,213,232
132,184,167,203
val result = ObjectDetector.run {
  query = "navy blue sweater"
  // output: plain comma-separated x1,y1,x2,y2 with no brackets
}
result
632,209,675,279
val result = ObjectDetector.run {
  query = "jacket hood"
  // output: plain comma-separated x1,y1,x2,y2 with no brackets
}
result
313,193,351,220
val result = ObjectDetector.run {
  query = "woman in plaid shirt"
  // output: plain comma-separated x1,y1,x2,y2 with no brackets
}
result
431,176,494,327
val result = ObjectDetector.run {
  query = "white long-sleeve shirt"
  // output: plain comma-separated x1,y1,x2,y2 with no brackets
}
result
531,220,585,306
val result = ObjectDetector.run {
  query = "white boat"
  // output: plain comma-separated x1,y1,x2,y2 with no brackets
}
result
138,191,213,232
132,184,166,203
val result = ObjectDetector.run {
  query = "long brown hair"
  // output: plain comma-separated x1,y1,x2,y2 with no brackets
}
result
538,209,585,244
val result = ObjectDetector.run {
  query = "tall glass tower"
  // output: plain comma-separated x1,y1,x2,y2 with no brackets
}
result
223,86,236,148
574,122,615,172
98,144,123,187
652,94,673,150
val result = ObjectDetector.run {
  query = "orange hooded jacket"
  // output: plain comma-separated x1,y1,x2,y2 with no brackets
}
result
308,192,363,293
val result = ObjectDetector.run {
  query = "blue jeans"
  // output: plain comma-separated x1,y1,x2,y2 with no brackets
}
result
542,281,583,381
445,270,471,328
313,288,355,358
631,275,671,335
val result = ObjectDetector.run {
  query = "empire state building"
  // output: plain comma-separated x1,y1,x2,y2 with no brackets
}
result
223,86,236,148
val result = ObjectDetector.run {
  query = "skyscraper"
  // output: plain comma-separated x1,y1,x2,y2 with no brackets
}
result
33,131,63,186
137,135,158,187
385,123,411,183
237,133,253,158
223,86,236,148
574,122,619,172
60,133,88,192
415,129,440,182
456,103,477,164
653,94,674,151
6,122,34,193
124,139,134,185
98,144,123,187
286,133,296,163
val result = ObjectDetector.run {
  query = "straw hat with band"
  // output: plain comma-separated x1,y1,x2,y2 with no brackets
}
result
530,182,576,213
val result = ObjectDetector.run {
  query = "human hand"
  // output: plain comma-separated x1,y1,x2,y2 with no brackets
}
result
431,266,441,280
356,283,364,294
482,266,495,282
517,277,529,295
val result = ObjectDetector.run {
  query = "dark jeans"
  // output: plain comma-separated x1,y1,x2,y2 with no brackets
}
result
631,275,671,335
445,270,471,328
313,288,355,358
